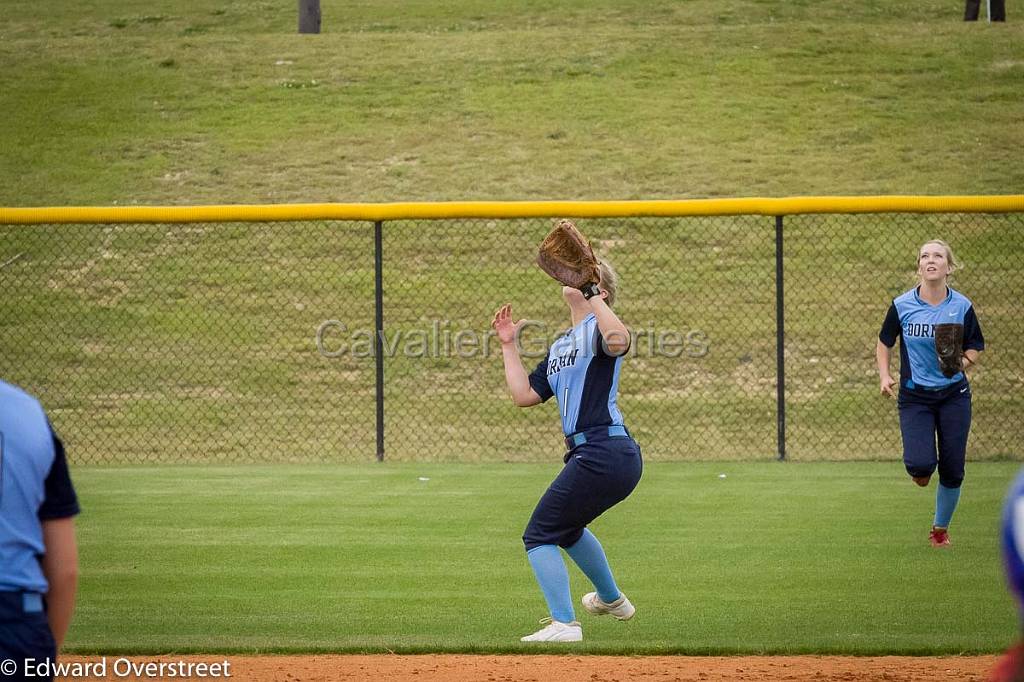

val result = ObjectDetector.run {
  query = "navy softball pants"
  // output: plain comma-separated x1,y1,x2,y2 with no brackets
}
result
523,430,642,551
0,592,56,681
898,379,972,488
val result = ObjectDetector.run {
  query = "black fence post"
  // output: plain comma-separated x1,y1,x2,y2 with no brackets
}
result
374,220,385,462
775,215,787,461
298,0,321,33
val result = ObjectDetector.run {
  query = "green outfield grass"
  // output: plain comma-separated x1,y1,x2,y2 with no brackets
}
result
67,461,1019,654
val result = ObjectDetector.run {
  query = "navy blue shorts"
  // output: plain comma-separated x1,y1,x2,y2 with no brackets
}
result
523,428,642,551
898,379,972,488
0,592,56,682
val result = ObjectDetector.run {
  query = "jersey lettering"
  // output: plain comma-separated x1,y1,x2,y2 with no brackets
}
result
547,348,580,376
903,323,936,338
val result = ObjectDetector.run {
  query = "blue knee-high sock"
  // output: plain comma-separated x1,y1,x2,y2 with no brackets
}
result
565,529,621,604
934,483,962,528
526,545,575,623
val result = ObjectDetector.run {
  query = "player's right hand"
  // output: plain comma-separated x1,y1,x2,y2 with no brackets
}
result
491,304,526,345
879,376,897,398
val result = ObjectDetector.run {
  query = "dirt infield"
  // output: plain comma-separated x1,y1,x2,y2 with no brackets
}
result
58,654,1000,681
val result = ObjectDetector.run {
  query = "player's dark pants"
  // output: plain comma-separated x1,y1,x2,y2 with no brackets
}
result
898,379,972,488
523,426,642,550
0,591,56,682
965,0,1006,20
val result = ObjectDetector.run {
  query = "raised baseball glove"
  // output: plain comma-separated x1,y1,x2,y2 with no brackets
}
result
934,322,965,378
536,219,601,290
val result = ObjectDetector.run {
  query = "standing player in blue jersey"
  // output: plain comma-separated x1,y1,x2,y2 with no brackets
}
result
1,380,80,681
492,256,642,643
876,239,985,547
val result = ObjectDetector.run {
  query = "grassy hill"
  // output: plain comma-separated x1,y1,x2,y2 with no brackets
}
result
1,0,1022,205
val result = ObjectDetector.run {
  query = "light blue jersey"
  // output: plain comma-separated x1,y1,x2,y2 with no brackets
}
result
879,286,985,389
0,380,80,593
528,313,626,436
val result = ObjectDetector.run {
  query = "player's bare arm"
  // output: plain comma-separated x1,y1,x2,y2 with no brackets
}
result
876,339,897,398
41,516,79,650
588,295,630,356
492,304,542,407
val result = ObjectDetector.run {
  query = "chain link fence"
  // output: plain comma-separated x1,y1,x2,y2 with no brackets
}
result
1,212,1021,464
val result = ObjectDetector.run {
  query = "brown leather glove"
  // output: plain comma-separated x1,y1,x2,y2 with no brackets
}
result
536,219,601,290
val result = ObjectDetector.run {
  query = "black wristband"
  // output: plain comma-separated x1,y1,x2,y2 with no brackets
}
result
580,283,601,300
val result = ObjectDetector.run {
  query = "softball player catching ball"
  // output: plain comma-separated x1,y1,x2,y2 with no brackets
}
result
876,239,985,547
492,259,642,643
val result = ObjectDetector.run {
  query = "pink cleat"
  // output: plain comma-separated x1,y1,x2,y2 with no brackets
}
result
929,526,951,548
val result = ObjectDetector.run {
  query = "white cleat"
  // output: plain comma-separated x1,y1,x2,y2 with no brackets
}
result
520,617,583,642
581,592,636,620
